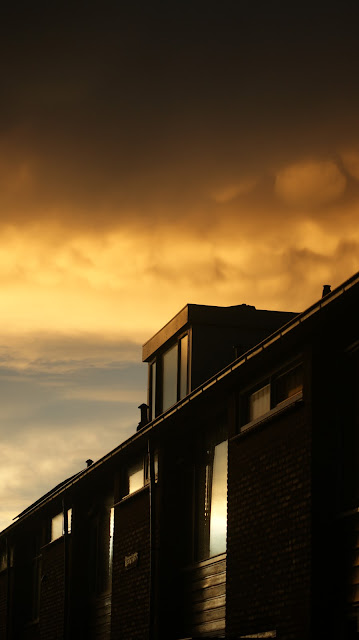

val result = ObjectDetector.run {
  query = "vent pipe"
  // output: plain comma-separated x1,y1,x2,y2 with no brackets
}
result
322,284,331,298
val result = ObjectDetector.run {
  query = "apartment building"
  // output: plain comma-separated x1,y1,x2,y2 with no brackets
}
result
0,272,358,639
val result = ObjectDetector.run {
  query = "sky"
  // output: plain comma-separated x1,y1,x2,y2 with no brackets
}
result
1,2,359,530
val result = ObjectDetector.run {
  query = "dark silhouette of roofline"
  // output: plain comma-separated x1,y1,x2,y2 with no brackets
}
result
2,269,358,534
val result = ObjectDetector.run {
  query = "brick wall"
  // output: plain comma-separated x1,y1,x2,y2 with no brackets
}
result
111,488,151,640
227,406,311,640
39,539,65,640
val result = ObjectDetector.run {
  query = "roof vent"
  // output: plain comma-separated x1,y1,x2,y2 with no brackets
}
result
86,459,94,468
322,284,331,298
137,403,149,431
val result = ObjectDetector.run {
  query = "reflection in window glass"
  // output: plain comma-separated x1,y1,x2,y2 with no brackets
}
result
51,513,63,541
51,508,72,541
249,384,270,421
109,507,114,580
0,548,7,572
197,438,228,560
151,361,156,419
162,343,178,411
180,334,188,400
276,365,303,404
209,440,228,557
128,461,144,494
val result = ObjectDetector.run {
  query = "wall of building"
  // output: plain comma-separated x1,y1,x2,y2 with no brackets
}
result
111,487,151,640
39,538,65,640
227,404,311,640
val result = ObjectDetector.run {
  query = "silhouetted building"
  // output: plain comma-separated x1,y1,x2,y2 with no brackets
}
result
1,271,359,639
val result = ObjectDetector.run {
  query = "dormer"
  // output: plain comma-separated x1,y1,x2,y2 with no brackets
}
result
142,303,297,421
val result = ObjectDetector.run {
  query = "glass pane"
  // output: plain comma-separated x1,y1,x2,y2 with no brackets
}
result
249,384,270,420
180,335,188,399
51,512,63,541
67,508,72,534
128,461,144,494
109,507,114,579
151,362,156,419
209,440,228,557
162,343,178,411
276,365,303,404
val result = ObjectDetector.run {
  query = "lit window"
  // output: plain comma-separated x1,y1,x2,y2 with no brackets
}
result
150,361,156,420
196,438,228,560
243,363,303,428
128,461,144,494
161,334,189,413
179,334,188,400
249,384,270,421
127,452,159,496
90,503,114,595
163,343,178,412
51,508,72,541
0,547,7,572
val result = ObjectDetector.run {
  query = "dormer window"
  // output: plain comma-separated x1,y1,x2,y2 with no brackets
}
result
149,333,189,418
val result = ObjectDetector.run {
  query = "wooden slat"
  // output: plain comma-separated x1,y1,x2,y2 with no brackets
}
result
190,559,226,581
192,582,226,603
192,595,226,613
191,571,226,591
191,605,226,625
191,617,226,635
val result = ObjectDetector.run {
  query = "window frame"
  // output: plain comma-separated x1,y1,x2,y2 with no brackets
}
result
149,331,189,418
50,507,72,542
240,361,303,431
194,425,228,562
125,451,159,498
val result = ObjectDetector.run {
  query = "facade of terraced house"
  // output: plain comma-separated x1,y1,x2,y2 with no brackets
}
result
1,271,359,640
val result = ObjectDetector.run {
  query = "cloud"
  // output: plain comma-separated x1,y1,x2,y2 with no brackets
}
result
274,160,347,207
341,150,359,181
211,178,258,204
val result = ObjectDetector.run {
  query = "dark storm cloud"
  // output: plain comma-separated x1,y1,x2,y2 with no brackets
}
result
1,3,359,228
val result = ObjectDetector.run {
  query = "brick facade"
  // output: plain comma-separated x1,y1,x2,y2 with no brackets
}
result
227,406,311,639
111,488,151,640
39,539,65,640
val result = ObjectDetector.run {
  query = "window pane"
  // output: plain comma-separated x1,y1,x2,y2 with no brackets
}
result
162,343,178,411
209,440,228,557
128,461,144,494
180,335,188,400
276,365,303,404
151,362,156,419
249,384,270,420
109,507,114,578
67,508,72,534
51,513,63,541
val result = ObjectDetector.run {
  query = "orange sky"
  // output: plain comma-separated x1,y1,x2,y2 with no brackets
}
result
1,3,359,530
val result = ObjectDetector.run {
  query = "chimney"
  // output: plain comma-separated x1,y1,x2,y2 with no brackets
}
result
137,403,149,431
86,459,93,468
322,284,331,298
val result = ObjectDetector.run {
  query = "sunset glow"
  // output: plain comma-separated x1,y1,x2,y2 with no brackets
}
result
1,3,359,530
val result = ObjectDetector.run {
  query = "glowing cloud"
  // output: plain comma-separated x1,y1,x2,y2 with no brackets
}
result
275,160,346,207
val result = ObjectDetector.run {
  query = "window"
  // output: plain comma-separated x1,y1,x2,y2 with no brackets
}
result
51,508,72,541
249,384,270,421
126,452,159,496
196,434,228,561
150,361,156,420
243,363,303,428
0,546,7,572
89,503,114,595
150,333,189,417
163,344,178,411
